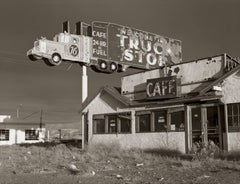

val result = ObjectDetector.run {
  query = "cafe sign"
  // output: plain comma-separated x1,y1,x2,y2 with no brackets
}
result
146,76,180,100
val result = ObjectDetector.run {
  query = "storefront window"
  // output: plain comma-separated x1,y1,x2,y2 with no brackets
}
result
171,111,185,131
136,108,184,133
93,115,105,134
119,113,131,133
93,112,131,134
0,129,9,141
227,103,240,131
154,111,167,132
108,115,117,133
138,114,151,132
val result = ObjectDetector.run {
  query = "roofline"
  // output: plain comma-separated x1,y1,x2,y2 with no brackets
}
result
129,93,222,108
122,53,232,77
199,64,240,95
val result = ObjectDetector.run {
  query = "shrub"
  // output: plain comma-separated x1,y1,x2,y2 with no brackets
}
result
191,141,221,161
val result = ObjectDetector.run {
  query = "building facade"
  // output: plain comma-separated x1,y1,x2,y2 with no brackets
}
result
80,54,240,153
0,122,46,145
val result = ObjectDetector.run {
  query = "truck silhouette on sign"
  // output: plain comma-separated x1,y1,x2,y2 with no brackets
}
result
27,22,182,73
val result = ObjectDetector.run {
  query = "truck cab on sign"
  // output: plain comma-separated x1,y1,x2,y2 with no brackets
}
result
27,32,91,66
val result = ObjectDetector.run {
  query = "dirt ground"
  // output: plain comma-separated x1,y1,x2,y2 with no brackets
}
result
0,143,240,184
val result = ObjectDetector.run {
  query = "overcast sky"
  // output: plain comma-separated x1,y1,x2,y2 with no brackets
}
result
0,0,239,123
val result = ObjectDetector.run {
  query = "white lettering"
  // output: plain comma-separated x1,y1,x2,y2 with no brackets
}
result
124,49,134,61
147,53,157,65
146,83,153,97
129,35,139,50
153,42,163,54
153,82,161,96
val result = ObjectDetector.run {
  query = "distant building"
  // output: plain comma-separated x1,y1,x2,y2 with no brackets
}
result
80,54,240,153
0,118,45,145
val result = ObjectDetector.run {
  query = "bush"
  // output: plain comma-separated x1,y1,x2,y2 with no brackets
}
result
191,141,221,160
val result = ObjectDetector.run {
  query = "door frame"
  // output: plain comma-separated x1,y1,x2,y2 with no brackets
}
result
186,103,222,152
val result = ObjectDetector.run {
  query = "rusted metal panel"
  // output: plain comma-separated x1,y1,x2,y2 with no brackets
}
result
122,54,227,99
92,22,182,69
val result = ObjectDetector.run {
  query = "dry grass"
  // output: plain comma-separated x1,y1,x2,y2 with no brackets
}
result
2,142,240,176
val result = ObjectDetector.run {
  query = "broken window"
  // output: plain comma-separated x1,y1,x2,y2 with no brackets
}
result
0,129,9,141
228,103,240,131
25,130,39,140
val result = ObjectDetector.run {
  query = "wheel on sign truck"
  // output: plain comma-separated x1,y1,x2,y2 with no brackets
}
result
28,54,42,61
48,53,62,66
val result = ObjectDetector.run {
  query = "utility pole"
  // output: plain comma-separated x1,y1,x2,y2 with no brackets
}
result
40,109,43,131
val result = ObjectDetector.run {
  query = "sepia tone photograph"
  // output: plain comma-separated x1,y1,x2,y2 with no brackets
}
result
0,0,240,183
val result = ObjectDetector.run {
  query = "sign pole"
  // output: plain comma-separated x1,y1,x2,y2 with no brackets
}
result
76,21,90,150
81,65,88,149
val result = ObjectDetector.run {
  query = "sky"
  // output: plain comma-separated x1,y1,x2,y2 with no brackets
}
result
0,0,239,124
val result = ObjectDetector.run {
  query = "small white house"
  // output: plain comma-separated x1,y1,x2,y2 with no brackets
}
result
0,120,46,145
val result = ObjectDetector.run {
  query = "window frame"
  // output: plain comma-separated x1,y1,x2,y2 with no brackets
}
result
25,129,39,141
136,107,185,133
92,112,132,134
0,129,10,141
227,103,240,132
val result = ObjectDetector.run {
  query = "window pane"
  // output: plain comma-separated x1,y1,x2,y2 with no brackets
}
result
228,116,233,127
171,111,184,131
233,116,238,127
120,118,131,133
233,104,238,116
25,130,38,140
154,111,167,132
139,114,151,132
94,119,105,134
0,129,9,141
227,104,232,115
108,115,117,133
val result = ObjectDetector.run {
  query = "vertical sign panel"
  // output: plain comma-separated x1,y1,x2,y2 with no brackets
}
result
92,22,108,60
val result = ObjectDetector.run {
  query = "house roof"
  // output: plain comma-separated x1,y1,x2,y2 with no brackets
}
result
79,86,130,113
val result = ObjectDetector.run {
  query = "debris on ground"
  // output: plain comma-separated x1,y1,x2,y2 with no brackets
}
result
136,163,144,167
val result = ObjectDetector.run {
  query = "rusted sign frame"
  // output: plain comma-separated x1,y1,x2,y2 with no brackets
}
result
92,21,182,70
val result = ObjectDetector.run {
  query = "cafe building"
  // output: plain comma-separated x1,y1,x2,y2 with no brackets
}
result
80,53,240,153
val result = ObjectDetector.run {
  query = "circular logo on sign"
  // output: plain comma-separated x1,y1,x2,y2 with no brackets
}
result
69,45,79,56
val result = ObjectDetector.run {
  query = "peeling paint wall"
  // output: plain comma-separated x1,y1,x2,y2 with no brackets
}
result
221,70,240,104
228,133,240,151
83,94,186,153
91,132,185,153
122,55,225,100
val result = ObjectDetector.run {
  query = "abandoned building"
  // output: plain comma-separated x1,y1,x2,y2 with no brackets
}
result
0,118,46,145
80,53,240,153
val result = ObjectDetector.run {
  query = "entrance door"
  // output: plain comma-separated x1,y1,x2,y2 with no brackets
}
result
190,105,221,148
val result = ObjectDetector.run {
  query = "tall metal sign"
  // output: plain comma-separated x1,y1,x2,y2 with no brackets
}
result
92,22,182,69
